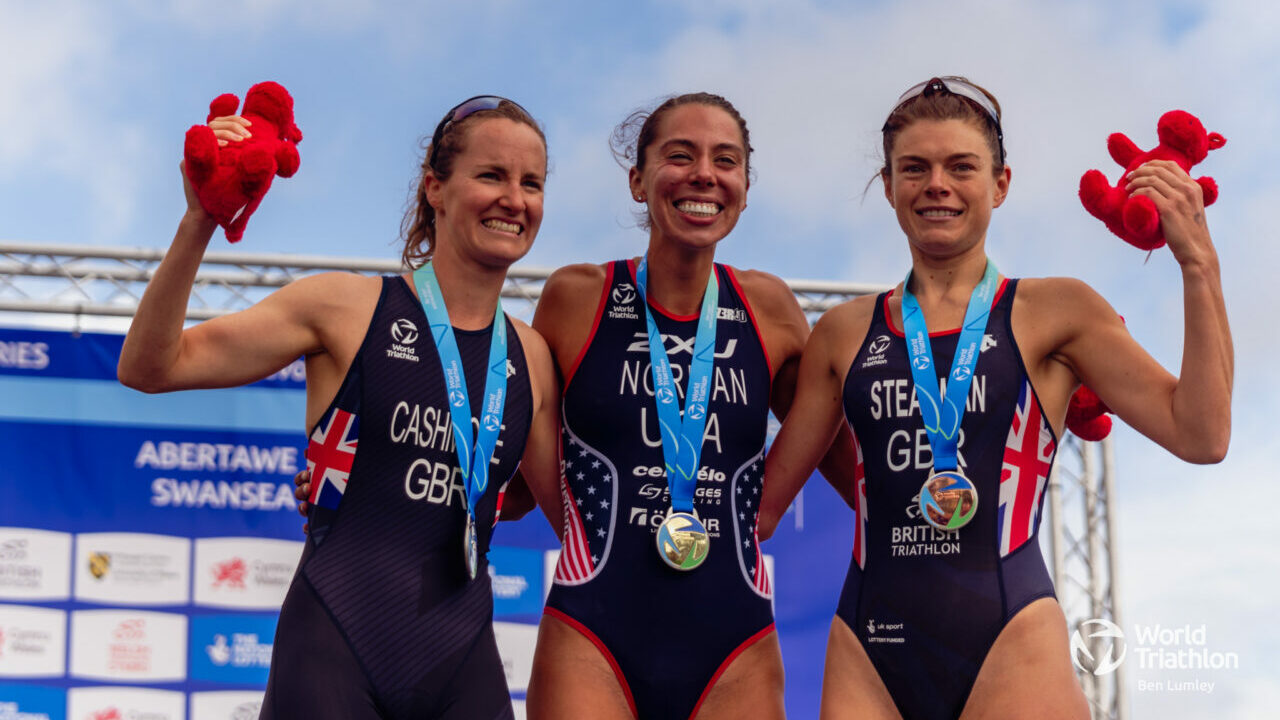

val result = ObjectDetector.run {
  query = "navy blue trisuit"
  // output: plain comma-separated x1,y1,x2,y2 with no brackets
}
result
261,275,532,720
544,260,777,720
837,279,1058,719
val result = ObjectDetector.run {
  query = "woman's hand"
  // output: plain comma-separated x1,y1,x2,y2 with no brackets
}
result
1125,160,1217,271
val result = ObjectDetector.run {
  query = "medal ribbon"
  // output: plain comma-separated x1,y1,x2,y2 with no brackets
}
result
413,263,508,525
900,261,998,472
635,255,718,514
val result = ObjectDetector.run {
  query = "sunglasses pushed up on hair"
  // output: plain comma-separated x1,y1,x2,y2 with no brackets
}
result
428,95,532,168
888,77,1005,163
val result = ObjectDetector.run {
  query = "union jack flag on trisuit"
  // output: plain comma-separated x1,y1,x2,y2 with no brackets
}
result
997,381,1055,556
850,431,868,569
307,407,360,510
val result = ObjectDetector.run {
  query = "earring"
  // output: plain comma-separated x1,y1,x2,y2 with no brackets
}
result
635,193,646,203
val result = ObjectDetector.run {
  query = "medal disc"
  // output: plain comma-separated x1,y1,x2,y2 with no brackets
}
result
918,470,979,531
463,515,479,580
656,510,710,571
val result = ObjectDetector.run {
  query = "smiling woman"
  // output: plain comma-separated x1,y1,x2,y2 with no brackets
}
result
759,76,1233,720
117,94,564,720
524,92,856,720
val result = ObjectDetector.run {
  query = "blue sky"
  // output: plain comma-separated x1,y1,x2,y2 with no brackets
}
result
2,0,1277,716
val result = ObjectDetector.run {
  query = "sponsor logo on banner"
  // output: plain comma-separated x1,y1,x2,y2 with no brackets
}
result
487,547,543,619
189,615,276,684
0,683,65,720
0,528,72,601
0,605,66,678
67,687,183,720
74,533,190,606
193,538,302,610
189,691,264,720
0,340,50,370
493,621,539,694
69,610,186,682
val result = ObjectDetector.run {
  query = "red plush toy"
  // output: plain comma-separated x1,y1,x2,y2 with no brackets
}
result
1065,384,1113,441
183,81,302,243
1079,110,1224,251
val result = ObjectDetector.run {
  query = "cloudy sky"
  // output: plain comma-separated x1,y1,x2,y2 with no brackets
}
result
2,0,1276,716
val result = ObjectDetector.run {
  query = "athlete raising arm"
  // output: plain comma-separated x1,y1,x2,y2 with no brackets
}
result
119,96,562,719
758,77,1231,720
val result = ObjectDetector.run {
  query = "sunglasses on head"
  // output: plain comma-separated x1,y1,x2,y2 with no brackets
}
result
427,95,531,168
888,77,1005,162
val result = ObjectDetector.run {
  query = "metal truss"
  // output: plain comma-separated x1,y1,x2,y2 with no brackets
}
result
0,241,884,323
0,240,1124,717
1049,434,1127,720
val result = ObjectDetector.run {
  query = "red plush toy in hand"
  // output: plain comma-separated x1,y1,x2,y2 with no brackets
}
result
1079,110,1224,251
184,81,302,243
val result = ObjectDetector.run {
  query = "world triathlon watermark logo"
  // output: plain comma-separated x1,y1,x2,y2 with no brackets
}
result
1071,619,1126,675
1071,618,1241,694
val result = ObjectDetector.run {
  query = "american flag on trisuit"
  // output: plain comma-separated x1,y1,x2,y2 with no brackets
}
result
732,452,772,597
997,381,1055,556
307,407,359,510
554,431,615,584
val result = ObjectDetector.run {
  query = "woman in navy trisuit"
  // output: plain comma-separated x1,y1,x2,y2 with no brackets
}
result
759,77,1232,719
524,93,850,720
119,97,563,719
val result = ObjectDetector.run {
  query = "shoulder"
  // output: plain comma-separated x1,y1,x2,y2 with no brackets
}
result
271,271,382,322
811,294,878,357
509,317,556,397
1012,276,1117,327
510,317,552,364
542,262,611,299
727,266,802,319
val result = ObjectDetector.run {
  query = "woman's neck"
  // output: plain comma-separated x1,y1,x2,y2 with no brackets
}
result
904,242,990,305
412,244,507,331
640,237,718,317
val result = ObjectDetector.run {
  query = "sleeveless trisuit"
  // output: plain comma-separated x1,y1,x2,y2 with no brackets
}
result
838,280,1058,719
262,276,532,720
545,260,776,719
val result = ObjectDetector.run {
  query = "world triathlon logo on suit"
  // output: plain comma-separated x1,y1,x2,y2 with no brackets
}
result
861,334,893,369
387,319,420,362
609,283,640,320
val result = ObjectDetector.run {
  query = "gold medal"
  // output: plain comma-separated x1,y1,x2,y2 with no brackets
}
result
656,509,710,571
918,469,979,531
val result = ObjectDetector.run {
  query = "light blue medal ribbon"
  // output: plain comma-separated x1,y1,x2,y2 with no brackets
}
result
413,263,508,578
636,255,717,570
901,260,998,530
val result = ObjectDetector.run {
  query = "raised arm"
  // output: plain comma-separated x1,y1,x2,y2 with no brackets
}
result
1037,161,1232,463
117,162,352,393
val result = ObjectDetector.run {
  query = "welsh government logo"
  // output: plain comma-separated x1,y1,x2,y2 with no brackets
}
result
867,335,891,355
391,318,419,345
612,283,637,305
1071,618,1126,675
212,558,248,589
